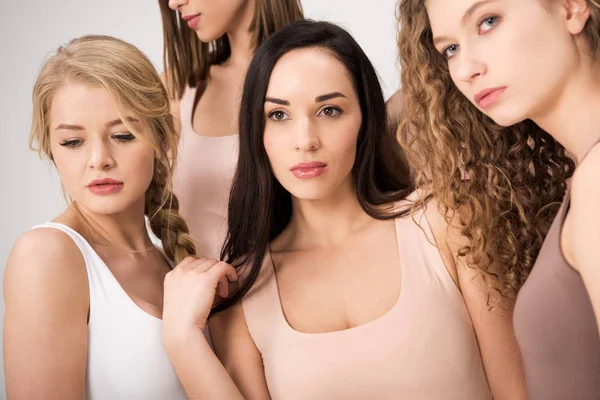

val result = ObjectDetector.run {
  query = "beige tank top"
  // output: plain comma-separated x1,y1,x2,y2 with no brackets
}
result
172,86,239,259
241,204,492,400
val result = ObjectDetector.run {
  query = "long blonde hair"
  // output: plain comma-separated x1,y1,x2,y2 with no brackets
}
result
30,35,196,264
159,0,304,99
395,0,600,298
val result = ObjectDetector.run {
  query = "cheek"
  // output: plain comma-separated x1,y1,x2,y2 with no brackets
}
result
117,144,156,190
263,129,288,176
329,118,360,168
52,149,86,194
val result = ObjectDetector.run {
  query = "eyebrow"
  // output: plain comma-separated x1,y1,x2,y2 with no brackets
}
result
264,92,347,106
54,117,140,131
315,92,347,102
432,0,498,47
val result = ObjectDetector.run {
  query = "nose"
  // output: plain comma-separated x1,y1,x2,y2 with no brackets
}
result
168,0,188,11
293,118,320,152
454,47,487,84
88,139,116,171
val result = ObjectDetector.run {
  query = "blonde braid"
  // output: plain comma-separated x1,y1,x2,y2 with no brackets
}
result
145,155,196,265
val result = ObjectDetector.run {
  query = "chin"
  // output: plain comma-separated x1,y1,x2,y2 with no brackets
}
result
484,107,528,128
194,29,224,44
287,187,330,202
79,197,139,217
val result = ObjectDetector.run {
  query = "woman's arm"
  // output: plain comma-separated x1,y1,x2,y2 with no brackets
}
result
3,228,89,399
425,203,527,400
570,144,600,334
162,257,269,399
210,303,271,400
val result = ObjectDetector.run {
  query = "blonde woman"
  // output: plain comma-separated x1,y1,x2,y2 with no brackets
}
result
159,0,303,259
397,0,600,398
3,35,235,399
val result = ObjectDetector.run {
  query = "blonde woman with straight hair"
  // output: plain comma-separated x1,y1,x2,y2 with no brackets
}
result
159,0,304,259
3,35,236,399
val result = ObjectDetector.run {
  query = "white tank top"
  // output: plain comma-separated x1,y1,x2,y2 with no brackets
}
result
32,222,188,400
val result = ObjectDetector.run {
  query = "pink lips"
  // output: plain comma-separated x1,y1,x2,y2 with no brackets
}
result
290,161,327,179
182,13,201,29
87,178,123,195
474,87,507,109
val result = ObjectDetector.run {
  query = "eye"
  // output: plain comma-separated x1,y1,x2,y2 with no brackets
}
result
267,110,289,122
478,16,499,34
112,132,136,142
318,106,342,118
59,139,83,148
443,44,459,60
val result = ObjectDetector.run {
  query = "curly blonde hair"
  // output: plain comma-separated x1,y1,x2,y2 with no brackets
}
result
30,35,196,264
395,0,600,298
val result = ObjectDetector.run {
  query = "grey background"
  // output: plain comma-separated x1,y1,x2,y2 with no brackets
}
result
0,0,400,396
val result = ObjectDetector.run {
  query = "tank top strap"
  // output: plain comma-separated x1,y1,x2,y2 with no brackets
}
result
30,222,129,305
241,251,290,353
392,193,459,294
579,138,600,164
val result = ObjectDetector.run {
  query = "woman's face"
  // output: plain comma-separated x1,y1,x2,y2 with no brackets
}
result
263,47,363,202
49,83,156,216
427,0,591,126
168,0,253,43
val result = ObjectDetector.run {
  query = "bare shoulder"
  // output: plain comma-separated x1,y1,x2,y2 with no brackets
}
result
386,89,404,124
417,196,460,286
4,227,89,398
4,227,88,306
571,143,600,206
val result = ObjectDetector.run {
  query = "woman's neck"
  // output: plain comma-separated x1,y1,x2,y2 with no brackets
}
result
69,197,153,253
282,178,372,250
224,0,255,68
532,59,600,163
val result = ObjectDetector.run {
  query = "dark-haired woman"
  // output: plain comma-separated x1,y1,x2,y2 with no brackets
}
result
159,0,304,259
161,20,525,399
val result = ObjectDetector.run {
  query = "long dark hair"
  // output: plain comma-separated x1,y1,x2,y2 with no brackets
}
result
159,0,304,99
212,20,412,312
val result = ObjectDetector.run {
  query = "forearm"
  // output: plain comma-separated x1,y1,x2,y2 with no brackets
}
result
164,329,245,400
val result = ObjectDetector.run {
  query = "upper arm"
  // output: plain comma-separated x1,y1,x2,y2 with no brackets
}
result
3,228,89,400
570,145,600,332
209,303,270,400
425,202,526,400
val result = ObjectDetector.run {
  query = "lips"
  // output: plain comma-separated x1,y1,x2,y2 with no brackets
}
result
182,13,201,29
474,87,507,109
87,178,123,195
290,161,327,179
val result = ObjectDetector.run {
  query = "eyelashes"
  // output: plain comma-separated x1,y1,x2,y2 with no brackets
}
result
58,132,136,148
266,106,344,122
440,14,501,60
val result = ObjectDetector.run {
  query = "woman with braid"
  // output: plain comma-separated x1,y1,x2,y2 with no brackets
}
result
3,35,236,399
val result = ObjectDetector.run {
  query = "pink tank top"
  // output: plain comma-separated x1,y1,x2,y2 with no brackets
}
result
173,86,239,259
241,204,492,400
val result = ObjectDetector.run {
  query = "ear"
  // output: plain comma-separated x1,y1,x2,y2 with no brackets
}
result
563,0,591,35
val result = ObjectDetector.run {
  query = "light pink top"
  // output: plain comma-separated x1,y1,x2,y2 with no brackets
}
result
242,203,492,400
173,86,239,259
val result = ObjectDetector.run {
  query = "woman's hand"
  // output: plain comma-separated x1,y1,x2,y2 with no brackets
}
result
162,257,238,343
